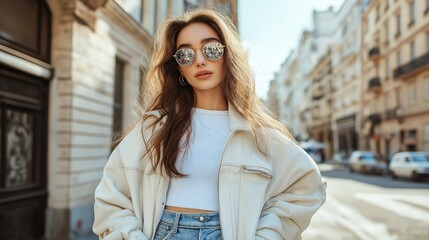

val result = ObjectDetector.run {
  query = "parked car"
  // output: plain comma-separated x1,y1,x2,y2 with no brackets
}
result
300,140,325,163
349,151,387,174
333,153,348,166
389,152,429,181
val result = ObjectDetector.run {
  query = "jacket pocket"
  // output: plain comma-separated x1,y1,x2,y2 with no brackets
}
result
239,164,272,195
242,165,272,179
237,164,272,235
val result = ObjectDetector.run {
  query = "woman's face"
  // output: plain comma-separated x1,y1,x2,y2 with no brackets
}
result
175,22,225,96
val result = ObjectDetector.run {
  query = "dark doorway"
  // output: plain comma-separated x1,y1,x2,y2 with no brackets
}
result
0,65,49,239
0,0,51,238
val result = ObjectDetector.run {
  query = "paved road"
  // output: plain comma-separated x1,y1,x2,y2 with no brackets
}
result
303,164,429,240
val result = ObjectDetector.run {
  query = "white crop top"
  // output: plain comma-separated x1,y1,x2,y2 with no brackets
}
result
166,108,229,211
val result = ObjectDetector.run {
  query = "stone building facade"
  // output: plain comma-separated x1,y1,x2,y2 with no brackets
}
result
361,0,429,160
309,50,334,161
0,0,237,239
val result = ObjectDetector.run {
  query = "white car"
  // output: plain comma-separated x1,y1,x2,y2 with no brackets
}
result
389,152,429,181
349,151,386,174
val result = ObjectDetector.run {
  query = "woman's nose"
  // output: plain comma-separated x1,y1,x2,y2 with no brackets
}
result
195,49,207,67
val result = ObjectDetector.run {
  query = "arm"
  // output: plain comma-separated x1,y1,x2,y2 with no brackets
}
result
93,148,148,240
255,151,327,240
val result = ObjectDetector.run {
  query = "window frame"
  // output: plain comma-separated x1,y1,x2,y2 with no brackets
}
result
409,83,417,105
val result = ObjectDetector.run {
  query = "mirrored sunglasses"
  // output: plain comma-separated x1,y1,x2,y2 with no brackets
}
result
173,42,225,66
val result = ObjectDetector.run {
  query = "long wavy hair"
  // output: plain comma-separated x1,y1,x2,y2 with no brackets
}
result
134,9,293,177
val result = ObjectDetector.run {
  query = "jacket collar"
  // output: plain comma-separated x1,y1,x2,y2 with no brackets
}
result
227,102,252,132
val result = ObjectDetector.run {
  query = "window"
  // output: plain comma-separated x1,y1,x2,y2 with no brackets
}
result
376,4,380,21
385,93,391,110
376,100,381,113
410,41,415,60
396,88,401,107
116,0,143,23
409,1,415,26
113,57,126,144
408,129,417,139
424,123,429,146
397,50,401,66
396,12,401,37
386,57,390,80
425,76,429,100
409,83,416,105
385,21,389,45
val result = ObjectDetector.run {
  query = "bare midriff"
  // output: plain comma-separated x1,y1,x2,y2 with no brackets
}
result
165,205,215,213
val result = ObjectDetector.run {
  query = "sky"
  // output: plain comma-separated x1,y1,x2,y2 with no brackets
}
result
238,0,346,99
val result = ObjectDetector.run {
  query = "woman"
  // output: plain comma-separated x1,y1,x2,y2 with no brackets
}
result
93,9,326,240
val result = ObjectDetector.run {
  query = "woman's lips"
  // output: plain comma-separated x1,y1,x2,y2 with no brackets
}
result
195,70,213,79
195,73,213,79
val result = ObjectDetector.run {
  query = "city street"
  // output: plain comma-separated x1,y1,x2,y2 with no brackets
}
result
303,164,429,240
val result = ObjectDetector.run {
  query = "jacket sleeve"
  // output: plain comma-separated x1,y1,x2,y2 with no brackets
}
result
255,150,327,240
93,147,148,240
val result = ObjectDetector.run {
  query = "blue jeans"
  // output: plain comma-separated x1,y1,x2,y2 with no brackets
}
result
153,209,222,240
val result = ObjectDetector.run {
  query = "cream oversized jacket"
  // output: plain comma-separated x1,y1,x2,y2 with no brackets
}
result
93,106,327,240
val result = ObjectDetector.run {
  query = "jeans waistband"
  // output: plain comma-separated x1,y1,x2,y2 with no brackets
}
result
160,209,221,228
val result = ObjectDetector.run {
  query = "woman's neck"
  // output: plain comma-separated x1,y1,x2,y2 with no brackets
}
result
194,92,227,110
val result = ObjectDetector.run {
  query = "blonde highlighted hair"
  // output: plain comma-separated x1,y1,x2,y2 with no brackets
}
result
131,9,294,177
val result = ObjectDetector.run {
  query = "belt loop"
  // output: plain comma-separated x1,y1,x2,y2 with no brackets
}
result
172,212,181,234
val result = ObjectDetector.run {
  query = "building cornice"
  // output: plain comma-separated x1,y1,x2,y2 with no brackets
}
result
101,0,153,46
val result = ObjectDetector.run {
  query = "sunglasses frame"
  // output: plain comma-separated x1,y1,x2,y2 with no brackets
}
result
173,42,225,66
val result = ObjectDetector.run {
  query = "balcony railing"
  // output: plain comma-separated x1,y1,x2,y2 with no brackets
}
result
384,107,404,121
368,113,381,125
385,108,397,120
394,52,429,79
368,47,381,60
368,77,381,91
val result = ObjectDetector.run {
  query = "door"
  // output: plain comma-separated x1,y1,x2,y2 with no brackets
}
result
385,139,391,163
402,156,414,177
0,65,49,239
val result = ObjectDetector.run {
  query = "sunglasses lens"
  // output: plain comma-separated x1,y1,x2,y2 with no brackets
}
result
175,48,194,66
203,42,224,61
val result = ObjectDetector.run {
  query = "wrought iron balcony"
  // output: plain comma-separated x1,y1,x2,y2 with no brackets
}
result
394,52,429,79
368,77,381,92
368,47,381,60
368,113,381,125
385,107,402,120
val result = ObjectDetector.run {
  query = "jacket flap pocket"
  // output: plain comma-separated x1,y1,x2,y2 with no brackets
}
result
242,165,272,178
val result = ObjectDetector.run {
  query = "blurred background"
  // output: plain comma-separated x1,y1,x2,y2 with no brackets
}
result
0,0,428,239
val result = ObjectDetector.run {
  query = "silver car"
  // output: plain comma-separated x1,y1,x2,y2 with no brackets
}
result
349,151,387,175
389,152,429,181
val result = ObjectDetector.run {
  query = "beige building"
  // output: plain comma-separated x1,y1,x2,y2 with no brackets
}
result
331,0,365,159
0,0,237,239
361,0,429,160
309,50,333,160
